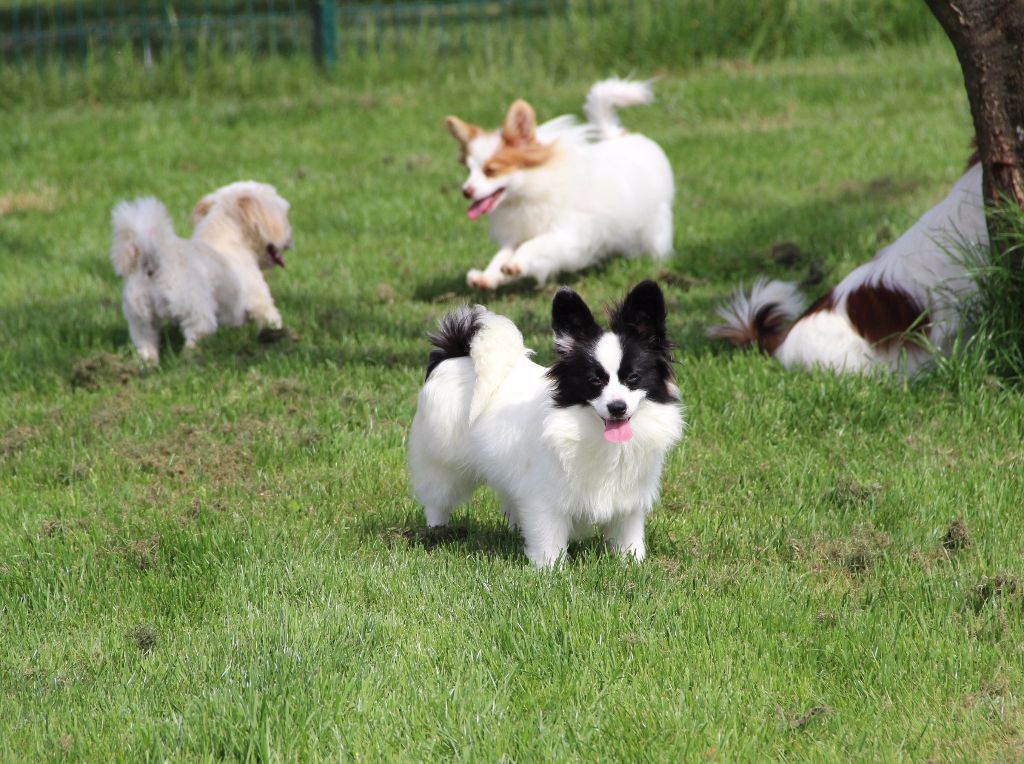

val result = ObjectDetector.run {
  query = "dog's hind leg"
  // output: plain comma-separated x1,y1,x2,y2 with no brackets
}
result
412,462,477,528
180,310,218,351
646,202,674,260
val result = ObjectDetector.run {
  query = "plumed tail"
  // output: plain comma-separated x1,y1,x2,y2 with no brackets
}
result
709,279,806,355
583,78,655,140
424,306,527,422
110,197,176,277
425,306,485,381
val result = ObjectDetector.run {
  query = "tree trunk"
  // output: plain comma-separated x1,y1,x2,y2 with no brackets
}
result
925,0,1024,267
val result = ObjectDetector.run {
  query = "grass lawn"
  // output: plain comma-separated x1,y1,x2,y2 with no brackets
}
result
2,38,1023,760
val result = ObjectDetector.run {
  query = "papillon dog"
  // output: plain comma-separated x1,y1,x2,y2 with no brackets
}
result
445,78,675,290
111,181,293,363
710,160,988,375
407,280,685,568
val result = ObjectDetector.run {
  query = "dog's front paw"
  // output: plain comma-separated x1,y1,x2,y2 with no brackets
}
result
500,259,524,277
466,269,496,290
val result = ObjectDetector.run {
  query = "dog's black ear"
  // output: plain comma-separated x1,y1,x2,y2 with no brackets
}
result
611,280,667,343
552,287,602,353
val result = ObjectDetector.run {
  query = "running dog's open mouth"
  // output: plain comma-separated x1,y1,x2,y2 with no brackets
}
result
467,188,505,220
603,417,633,443
267,244,286,268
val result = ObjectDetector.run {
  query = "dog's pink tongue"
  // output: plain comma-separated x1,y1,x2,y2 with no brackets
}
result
467,194,497,220
603,419,633,443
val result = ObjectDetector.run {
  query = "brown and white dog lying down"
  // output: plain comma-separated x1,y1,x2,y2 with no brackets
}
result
710,160,988,375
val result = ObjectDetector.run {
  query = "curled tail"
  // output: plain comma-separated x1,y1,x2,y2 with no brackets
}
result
425,305,527,421
584,78,655,140
110,197,176,277
709,279,806,355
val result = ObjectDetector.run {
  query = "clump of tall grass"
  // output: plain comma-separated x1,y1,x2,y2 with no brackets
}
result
930,204,1024,392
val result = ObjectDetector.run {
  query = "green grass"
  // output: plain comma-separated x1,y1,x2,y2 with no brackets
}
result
2,38,1024,760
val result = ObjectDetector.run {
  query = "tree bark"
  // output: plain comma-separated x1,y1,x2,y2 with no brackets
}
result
925,0,1024,267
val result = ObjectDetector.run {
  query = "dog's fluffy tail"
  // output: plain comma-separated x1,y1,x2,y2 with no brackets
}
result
584,78,655,140
110,197,176,277
425,305,527,421
709,279,806,355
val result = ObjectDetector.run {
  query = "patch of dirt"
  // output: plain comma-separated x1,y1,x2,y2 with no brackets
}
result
119,536,160,571
0,425,37,463
767,241,805,268
942,518,973,553
69,352,137,390
656,270,709,292
127,624,158,653
387,524,469,551
404,154,433,170
0,183,58,215
790,523,891,575
374,282,398,304
974,574,1019,610
824,477,883,510
41,520,63,537
827,524,890,573
789,705,831,729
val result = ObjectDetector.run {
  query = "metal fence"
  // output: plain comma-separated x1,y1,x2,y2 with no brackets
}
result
0,0,570,68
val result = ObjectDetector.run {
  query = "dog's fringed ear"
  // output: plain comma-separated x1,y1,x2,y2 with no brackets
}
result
552,287,602,355
502,99,537,147
611,280,668,343
445,116,479,146
191,195,216,226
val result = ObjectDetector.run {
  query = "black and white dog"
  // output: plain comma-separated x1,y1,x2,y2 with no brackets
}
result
408,281,685,568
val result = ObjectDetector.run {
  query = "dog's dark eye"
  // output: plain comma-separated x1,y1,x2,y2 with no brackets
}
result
625,372,641,386
588,375,604,387
483,165,498,178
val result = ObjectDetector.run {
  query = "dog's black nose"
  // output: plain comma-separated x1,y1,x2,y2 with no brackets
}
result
607,400,627,418
462,186,475,199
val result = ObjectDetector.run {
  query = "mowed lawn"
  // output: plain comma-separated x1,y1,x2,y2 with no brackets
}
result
2,40,1023,760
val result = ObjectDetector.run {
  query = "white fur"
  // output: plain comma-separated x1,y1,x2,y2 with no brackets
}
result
462,78,675,289
713,164,989,375
713,279,806,338
408,311,684,569
110,181,292,364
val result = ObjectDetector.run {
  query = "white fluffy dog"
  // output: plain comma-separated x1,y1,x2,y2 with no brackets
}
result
446,78,675,289
110,181,293,363
711,161,988,375
408,280,685,568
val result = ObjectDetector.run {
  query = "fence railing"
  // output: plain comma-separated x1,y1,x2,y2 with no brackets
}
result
0,0,572,67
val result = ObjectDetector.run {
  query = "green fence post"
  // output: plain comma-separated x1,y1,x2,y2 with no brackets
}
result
312,0,338,68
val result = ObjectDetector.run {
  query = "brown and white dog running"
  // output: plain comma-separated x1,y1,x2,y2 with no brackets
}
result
446,78,675,290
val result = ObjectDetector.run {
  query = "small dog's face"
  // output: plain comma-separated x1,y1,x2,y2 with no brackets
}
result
192,181,293,269
445,99,555,220
548,281,677,443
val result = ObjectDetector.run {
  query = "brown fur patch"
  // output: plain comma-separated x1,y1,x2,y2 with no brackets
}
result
483,97,556,176
844,282,927,348
445,116,481,163
190,195,215,226
483,142,556,177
